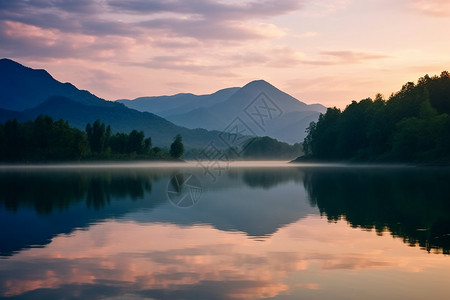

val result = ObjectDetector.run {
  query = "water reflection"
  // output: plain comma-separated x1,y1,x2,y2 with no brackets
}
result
303,167,450,254
1,166,450,256
0,164,449,299
0,169,166,257
0,170,158,213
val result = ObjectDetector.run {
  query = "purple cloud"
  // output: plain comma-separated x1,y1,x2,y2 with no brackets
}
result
0,0,303,40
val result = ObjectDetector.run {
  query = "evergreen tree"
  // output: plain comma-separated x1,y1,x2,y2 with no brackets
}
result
170,134,185,159
302,71,450,162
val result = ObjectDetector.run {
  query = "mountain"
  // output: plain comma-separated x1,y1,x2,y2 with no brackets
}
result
0,58,109,111
0,58,325,148
117,87,240,117
119,80,326,144
0,58,229,148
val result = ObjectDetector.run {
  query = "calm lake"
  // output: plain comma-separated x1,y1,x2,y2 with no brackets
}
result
0,162,449,300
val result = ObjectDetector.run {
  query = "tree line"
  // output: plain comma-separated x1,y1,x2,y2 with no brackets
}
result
242,136,302,159
0,116,185,161
302,71,450,162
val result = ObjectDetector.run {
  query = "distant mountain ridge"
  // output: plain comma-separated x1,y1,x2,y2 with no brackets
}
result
118,79,326,143
0,58,228,148
0,58,109,111
118,87,240,117
0,58,326,148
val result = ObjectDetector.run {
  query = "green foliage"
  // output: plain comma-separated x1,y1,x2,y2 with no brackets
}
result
0,116,176,162
170,134,185,159
128,130,145,154
303,72,450,162
0,115,89,161
304,107,341,159
242,136,302,159
86,120,110,153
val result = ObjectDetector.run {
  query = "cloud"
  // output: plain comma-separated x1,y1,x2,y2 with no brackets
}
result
293,31,318,39
0,20,134,60
302,50,391,65
410,0,450,16
107,0,303,20
0,0,305,79
265,46,305,67
138,18,285,41
304,0,351,17
135,55,237,77
0,0,101,15
131,45,306,76
0,0,303,42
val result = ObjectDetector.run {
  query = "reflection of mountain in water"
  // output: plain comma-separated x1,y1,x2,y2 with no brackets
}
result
239,168,304,189
0,167,315,257
139,168,314,237
303,167,450,254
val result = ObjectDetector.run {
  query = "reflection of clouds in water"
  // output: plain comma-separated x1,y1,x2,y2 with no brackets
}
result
1,165,450,299
2,216,448,299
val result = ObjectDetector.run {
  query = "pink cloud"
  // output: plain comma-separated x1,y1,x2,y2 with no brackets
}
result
410,0,450,16
2,216,448,299
0,0,303,42
302,50,391,65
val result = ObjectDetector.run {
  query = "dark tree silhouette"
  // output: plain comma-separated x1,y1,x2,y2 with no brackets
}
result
0,116,171,161
242,136,302,159
302,71,450,163
170,134,185,159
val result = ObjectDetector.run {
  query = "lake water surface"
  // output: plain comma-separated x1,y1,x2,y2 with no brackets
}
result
0,162,449,299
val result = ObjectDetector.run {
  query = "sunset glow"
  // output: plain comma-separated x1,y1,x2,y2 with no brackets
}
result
1,0,449,107
2,216,449,299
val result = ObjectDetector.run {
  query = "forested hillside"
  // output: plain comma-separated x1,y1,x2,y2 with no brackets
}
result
302,72,450,162
242,136,302,159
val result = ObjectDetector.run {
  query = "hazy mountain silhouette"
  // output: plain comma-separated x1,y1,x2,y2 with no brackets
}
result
0,58,325,147
0,58,229,148
117,87,240,117
119,80,326,143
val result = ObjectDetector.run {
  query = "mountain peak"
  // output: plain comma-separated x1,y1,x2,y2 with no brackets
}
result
0,58,108,111
0,57,54,80
0,58,20,66
242,79,274,90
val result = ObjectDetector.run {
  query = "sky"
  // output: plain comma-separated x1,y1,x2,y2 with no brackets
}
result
1,0,449,108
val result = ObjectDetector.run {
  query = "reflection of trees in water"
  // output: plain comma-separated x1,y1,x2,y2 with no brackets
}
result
0,171,157,214
303,168,450,254
86,175,153,210
237,168,304,189
0,173,86,214
169,173,185,194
